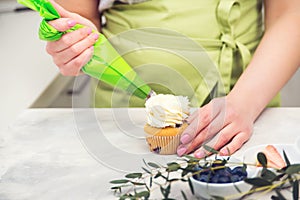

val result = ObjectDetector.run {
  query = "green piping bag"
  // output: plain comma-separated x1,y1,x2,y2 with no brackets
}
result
18,0,152,99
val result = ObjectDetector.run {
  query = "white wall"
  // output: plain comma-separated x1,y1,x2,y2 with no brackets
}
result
281,69,300,107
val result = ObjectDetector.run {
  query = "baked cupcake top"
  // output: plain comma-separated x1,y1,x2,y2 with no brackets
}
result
145,94,190,128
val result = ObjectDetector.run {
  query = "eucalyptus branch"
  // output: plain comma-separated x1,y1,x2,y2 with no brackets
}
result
109,146,300,200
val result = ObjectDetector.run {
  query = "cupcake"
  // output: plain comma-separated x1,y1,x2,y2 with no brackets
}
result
144,94,190,154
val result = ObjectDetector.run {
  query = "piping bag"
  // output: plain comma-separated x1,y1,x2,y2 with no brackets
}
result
18,0,155,99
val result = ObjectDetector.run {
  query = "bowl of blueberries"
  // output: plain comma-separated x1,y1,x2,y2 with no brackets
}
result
189,156,258,200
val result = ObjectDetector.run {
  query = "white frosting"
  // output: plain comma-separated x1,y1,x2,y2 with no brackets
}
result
145,94,190,128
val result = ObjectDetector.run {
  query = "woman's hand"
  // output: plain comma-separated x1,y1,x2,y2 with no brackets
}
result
177,96,254,158
46,0,99,76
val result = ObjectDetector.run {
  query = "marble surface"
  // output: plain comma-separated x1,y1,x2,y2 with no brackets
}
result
0,108,300,200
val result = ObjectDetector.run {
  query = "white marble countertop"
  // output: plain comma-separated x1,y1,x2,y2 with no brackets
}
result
0,108,300,200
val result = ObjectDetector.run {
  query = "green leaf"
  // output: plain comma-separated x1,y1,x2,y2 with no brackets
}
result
275,190,287,200
233,183,242,193
110,179,129,184
203,145,219,154
143,158,149,167
110,186,122,193
293,180,299,200
130,181,146,186
166,162,181,172
181,190,188,200
261,168,277,182
148,162,161,168
181,169,189,177
142,167,151,174
183,155,200,162
225,146,231,156
271,196,280,200
282,150,290,166
242,163,247,172
257,152,267,168
119,194,134,200
154,171,162,179
274,173,285,181
160,185,165,196
169,178,180,182
135,191,150,198
244,177,272,187
183,154,197,160
165,184,171,198
160,185,171,198
149,177,153,188
211,196,225,200
285,164,300,175
188,178,194,195
125,173,143,179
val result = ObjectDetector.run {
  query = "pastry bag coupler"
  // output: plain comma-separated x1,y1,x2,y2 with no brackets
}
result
18,0,153,99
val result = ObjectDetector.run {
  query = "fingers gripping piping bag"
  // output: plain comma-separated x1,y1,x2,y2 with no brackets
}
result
18,0,155,99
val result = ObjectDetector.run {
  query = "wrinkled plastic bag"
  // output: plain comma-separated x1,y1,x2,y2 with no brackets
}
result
18,0,152,99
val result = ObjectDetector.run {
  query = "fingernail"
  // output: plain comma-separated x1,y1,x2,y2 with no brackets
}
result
93,33,99,40
180,134,191,144
67,20,76,27
194,150,205,158
87,28,93,34
177,147,187,156
220,148,228,156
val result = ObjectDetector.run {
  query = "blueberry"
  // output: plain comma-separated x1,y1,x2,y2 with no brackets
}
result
215,167,231,177
199,174,210,182
232,166,247,177
200,169,210,176
224,167,232,175
193,165,202,172
193,165,205,180
152,146,161,154
218,175,231,183
175,123,182,128
230,174,240,182
214,169,224,177
211,174,220,183
230,173,247,183
194,164,248,184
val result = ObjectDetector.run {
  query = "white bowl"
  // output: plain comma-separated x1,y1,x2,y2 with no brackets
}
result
189,157,259,200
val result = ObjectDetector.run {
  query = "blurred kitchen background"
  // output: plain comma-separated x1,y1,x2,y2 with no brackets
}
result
0,0,299,131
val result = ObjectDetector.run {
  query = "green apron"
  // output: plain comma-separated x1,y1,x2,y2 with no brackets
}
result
92,0,280,107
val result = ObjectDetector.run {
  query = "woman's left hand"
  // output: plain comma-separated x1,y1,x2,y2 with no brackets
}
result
176,96,254,158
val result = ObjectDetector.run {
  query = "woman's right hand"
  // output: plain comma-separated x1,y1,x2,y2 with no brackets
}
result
46,0,100,76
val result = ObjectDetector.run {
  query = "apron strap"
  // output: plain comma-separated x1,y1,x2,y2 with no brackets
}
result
217,0,252,94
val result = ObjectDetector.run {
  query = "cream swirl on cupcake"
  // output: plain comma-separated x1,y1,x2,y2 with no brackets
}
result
145,94,190,128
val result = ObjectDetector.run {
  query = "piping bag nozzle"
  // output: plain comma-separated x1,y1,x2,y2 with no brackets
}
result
146,90,157,100
18,0,152,100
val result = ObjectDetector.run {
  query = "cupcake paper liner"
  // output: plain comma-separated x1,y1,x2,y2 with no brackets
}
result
146,134,182,155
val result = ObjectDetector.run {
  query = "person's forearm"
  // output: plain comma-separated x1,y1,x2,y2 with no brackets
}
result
228,12,300,121
54,0,101,30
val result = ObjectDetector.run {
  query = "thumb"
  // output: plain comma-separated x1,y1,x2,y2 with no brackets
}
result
48,18,77,32
46,0,79,32
47,0,98,31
